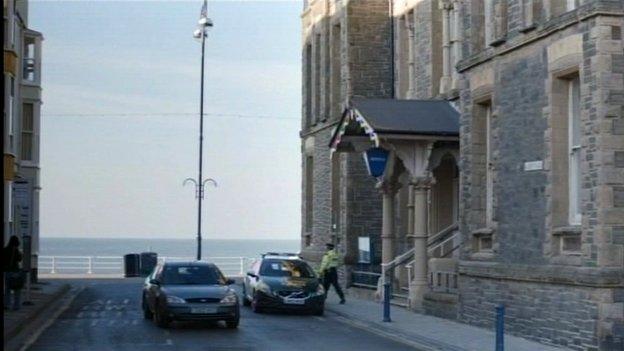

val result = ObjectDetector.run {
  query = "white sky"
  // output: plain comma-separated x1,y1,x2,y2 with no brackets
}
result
31,1,302,239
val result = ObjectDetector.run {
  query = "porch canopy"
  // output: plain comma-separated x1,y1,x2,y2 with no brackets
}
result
329,97,459,153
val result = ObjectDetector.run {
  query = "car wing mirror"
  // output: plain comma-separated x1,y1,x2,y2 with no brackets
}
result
226,278,235,285
246,272,257,278
149,279,160,285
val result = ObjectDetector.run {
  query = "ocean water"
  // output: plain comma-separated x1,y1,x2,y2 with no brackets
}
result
40,237,300,259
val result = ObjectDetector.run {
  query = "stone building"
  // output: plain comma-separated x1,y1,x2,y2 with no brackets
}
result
4,0,44,281
301,0,623,350
456,1,623,350
299,0,392,282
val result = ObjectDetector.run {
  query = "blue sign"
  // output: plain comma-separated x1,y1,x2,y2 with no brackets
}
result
364,147,389,178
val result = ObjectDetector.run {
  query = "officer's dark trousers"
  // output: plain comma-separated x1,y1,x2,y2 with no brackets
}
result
323,267,345,301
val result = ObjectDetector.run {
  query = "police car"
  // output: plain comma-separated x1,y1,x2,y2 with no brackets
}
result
242,252,325,315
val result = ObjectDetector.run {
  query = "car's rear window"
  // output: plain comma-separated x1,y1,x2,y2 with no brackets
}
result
260,259,315,278
161,265,226,285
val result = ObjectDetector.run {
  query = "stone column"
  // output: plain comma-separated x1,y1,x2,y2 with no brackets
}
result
380,182,399,265
408,176,432,311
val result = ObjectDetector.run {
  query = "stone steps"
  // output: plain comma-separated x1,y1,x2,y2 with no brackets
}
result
390,292,409,308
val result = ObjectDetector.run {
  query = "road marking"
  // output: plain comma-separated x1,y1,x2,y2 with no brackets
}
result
123,299,129,304
314,316,326,321
165,339,173,346
106,299,113,304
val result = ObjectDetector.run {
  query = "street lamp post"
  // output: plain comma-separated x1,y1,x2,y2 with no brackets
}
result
187,0,215,261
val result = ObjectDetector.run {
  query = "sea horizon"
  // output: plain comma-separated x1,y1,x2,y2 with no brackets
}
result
41,236,299,241
39,237,301,259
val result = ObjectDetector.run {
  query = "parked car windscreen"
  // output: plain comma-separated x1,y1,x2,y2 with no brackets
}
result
161,265,226,285
259,259,316,278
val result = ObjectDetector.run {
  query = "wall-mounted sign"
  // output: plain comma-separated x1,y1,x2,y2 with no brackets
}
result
13,180,32,271
524,160,543,171
363,147,389,178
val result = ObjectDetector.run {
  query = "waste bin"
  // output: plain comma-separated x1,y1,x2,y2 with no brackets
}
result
140,252,158,277
124,253,140,277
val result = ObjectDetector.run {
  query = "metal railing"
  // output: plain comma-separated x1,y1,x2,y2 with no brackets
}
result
351,270,381,289
38,256,253,277
382,223,460,289
429,270,458,293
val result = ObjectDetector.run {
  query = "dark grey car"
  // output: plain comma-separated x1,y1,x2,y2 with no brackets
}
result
142,261,240,328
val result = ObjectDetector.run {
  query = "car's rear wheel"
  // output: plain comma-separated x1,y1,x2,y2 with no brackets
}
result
142,296,153,320
243,296,251,306
313,306,324,316
225,318,239,329
251,292,263,313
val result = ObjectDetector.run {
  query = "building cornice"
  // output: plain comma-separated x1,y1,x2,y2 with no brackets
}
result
300,120,341,138
457,5,624,73
459,260,624,288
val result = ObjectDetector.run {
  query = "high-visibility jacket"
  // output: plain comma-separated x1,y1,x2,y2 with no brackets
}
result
318,249,342,275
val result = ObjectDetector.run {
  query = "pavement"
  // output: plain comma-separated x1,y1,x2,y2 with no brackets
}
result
3,280,77,351
323,289,568,351
25,278,419,351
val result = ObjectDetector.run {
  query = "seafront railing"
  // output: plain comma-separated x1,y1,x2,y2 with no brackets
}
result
38,256,254,277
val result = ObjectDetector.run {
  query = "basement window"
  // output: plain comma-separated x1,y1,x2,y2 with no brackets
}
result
479,236,493,251
561,235,581,253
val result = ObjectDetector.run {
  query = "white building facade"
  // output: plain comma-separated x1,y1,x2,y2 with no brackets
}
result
4,0,43,281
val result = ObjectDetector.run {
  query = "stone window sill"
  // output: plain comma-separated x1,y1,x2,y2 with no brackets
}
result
551,226,581,237
470,251,494,260
489,37,507,47
471,227,495,259
518,24,536,33
551,226,582,260
471,227,495,237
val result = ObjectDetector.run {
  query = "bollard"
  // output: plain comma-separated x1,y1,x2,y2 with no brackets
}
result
495,304,505,351
383,282,391,322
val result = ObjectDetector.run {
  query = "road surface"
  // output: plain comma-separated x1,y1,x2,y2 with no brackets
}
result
28,278,417,351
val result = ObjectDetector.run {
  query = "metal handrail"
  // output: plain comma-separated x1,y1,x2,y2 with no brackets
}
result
39,255,252,276
427,222,459,246
382,223,460,294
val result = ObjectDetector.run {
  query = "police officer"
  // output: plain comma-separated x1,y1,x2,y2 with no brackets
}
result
318,243,345,304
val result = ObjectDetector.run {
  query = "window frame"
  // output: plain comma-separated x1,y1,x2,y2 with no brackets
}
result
21,102,34,161
357,236,371,264
305,155,314,232
8,76,15,151
313,32,322,124
304,42,313,128
566,0,578,12
484,0,493,46
567,76,581,225
485,104,494,227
